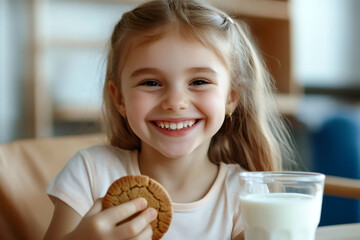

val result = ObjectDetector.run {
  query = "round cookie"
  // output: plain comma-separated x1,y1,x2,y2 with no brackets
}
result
102,175,172,240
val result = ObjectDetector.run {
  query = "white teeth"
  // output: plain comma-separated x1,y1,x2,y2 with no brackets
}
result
177,122,184,130
156,120,196,130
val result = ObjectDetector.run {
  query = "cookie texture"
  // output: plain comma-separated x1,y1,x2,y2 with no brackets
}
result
102,175,172,240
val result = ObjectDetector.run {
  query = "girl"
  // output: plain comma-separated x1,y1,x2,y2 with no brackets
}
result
45,0,292,239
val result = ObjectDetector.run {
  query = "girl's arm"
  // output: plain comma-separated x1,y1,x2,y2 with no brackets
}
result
44,197,157,240
233,232,245,240
44,197,82,239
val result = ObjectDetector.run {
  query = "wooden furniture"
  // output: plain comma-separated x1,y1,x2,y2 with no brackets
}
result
325,175,360,199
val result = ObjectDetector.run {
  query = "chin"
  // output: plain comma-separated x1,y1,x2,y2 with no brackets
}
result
155,141,209,160
160,151,191,159
157,147,194,159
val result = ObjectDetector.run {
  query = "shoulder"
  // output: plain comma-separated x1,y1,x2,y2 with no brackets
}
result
221,162,246,190
222,162,246,178
78,144,135,158
74,144,136,164
67,144,139,176
220,163,246,237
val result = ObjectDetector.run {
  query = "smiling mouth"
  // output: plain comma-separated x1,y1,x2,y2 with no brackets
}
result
153,120,198,130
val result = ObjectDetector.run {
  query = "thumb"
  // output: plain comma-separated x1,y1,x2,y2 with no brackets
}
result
85,198,103,218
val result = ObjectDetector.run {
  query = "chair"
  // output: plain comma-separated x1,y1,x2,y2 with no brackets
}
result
0,134,359,240
310,113,360,225
0,134,105,240
324,175,360,199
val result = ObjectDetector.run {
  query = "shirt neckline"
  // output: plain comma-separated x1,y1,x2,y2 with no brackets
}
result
131,153,228,210
172,162,227,210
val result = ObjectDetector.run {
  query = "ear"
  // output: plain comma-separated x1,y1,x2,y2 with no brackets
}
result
226,89,239,115
109,80,126,116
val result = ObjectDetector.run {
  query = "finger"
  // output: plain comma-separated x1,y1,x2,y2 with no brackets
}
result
85,198,103,218
114,207,157,239
127,224,153,240
101,198,148,225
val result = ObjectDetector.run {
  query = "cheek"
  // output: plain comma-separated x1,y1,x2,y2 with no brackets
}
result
198,90,227,119
124,92,154,124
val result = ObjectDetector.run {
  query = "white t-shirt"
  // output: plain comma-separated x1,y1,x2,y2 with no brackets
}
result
47,144,245,239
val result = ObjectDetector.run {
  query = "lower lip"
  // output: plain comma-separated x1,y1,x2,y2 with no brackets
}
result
151,121,199,137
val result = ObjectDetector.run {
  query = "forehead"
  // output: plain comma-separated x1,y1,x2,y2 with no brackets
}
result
121,30,229,78
119,27,230,73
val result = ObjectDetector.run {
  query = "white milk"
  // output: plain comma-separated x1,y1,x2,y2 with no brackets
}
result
240,193,321,240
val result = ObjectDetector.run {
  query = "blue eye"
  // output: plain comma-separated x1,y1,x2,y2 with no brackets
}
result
140,80,161,87
190,79,210,86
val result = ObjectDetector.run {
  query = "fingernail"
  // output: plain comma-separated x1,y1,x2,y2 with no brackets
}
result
138,198,147,209
148,208,157,218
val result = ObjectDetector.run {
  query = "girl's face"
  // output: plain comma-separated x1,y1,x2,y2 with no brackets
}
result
111,31,236,159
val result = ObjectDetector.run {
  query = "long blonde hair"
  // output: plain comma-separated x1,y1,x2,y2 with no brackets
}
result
102,0,292,171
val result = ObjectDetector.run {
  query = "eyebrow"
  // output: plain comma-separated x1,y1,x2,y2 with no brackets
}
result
187,67,218,75
130,68,160,78
129,67,218,78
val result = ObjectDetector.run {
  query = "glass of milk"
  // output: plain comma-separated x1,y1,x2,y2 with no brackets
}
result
239,171,325,240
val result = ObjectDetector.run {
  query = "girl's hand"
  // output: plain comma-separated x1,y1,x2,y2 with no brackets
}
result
64,198,158,240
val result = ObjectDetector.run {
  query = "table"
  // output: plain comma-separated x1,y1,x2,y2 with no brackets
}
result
316,223,360,240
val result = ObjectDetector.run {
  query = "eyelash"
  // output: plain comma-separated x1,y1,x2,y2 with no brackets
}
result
190,79,210,86
138,78,211,87
139,80,161,87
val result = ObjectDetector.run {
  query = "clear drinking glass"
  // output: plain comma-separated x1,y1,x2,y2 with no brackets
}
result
239,171,325,240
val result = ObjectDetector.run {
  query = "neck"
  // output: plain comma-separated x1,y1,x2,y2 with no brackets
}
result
138,144,219,203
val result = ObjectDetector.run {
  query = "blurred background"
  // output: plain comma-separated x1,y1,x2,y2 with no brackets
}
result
1,0,359,226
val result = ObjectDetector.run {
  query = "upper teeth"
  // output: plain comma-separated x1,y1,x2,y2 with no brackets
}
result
156,120,196,130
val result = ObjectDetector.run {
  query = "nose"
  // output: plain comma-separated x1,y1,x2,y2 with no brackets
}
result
161,87,189,111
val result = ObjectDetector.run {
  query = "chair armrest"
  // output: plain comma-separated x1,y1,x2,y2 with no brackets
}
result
324,175,360,199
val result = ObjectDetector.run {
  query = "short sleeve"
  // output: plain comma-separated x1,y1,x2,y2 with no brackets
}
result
46,150,94,216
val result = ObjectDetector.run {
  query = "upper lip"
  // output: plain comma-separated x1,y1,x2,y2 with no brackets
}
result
151,118,200,122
